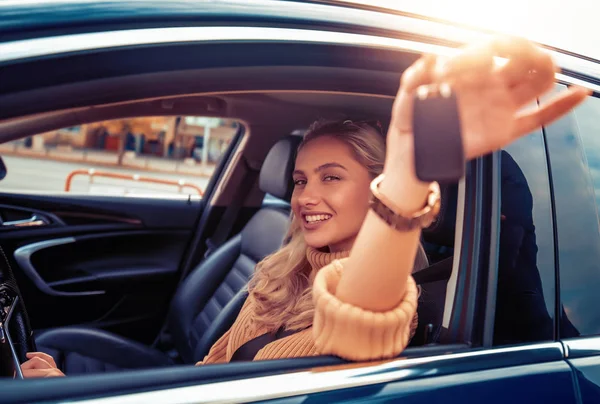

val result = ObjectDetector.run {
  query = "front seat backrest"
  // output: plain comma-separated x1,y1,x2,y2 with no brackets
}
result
167,135,302,363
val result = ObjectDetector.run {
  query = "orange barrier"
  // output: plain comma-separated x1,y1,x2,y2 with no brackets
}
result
64,168,204,196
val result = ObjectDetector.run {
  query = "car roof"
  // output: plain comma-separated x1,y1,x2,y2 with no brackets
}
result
1,0,598,81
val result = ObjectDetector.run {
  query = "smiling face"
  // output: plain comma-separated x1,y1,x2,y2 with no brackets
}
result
291,135,373,252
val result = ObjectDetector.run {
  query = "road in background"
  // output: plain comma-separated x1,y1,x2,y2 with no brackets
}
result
1,155,211,196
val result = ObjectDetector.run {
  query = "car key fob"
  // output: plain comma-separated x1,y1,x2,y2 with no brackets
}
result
412,85,465,183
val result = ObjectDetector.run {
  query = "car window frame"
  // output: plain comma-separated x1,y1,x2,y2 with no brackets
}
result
546,85,600,344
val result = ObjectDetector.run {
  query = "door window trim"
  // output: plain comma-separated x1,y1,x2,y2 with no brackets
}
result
65,342,563,404
0,26,598,93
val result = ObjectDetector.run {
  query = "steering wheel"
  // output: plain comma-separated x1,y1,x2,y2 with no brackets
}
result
0,247,36,377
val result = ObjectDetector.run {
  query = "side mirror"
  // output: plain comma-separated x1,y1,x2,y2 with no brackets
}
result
0,155,7,180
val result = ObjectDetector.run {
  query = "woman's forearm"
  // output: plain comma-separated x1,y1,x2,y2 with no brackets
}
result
335,133,431,312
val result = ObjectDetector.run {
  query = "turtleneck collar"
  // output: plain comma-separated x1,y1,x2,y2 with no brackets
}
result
306,246,350,272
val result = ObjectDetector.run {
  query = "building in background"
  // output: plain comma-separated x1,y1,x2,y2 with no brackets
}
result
21,116,238,166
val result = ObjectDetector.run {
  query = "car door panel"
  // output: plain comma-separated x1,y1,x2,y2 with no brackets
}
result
567,359,600,404
0,192,202,343
0,193,199,229
266,364,576,404
265,349,576,404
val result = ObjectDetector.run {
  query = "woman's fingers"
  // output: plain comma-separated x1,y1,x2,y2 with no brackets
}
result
391,54,438,134
22,368,64,378
508,71,555,108
26,352,57,368
504,54,556,108
489,36,556,108
21,356,52,370
512,86,590,137
399,54,437,93
442,36,556,100
492,37,549,84
437,41,495,85
21,354,65,378
500,50,555,90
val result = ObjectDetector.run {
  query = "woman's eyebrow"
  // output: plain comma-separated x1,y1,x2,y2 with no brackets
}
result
315,162,348,172
293,163,348,176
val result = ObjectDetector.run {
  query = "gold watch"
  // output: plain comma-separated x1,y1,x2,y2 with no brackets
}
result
369,174,441,231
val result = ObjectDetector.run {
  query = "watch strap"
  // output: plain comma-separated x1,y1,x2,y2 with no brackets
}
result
369,174,441,231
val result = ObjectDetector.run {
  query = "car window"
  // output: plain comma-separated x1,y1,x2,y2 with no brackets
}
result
0,116,239,198
494,132,556,346
551,94,600,338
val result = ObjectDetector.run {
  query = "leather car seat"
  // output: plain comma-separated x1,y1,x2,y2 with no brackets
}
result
36,136,302,374
201,184,460,351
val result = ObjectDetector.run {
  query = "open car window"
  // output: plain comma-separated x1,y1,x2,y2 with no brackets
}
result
0,116,239,198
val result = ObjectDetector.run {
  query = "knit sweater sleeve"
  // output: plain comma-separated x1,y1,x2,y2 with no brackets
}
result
312,258,419,361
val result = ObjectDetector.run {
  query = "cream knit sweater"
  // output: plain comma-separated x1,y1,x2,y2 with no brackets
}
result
199,247,424,364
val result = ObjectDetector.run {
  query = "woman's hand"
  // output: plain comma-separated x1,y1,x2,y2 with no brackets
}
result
390,36,590,164
21,352,65,378
337,36,590,314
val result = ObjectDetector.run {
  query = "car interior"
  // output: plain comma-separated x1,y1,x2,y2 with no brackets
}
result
0,40,479,390
0,91,461,376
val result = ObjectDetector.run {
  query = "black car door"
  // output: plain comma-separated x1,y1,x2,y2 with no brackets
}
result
0,189,203,343
0,53,242,346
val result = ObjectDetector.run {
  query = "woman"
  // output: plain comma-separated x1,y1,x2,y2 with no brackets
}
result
21,37,589,376
200,118,429,364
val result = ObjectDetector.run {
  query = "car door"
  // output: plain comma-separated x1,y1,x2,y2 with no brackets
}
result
0,145,578,404
20,140,575,404
0,123,240,344
0,69,242,345
248,115,578,403
211,128,576,404
264,109,579,404
543,85,600,403
0,187,201,343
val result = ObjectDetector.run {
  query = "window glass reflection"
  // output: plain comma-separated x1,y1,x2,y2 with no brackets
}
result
495,132,557,345
545,88,600,337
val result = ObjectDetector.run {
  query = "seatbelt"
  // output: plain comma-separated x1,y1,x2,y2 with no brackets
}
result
413,256,453,285
204,168,259,258
230,326,300,362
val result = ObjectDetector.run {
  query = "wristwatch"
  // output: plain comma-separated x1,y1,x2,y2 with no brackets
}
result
369,174,441,231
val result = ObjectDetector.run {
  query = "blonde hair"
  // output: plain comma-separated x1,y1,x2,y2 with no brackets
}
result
248,119,426,332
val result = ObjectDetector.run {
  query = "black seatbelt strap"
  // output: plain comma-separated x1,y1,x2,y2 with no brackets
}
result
412,256,454,285
204,167,259,258
230,327,300,362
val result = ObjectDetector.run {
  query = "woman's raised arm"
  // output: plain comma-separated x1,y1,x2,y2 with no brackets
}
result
312,37,589,361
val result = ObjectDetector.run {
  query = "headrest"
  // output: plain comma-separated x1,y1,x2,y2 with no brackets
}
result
422,182,458,248
259,136,303,201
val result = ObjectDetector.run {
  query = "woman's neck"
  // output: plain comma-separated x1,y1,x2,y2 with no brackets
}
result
327,236,356,253
306,246,350,272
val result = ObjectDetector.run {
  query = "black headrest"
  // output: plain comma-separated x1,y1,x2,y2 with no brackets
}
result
259,136,303,201
422,182,458,248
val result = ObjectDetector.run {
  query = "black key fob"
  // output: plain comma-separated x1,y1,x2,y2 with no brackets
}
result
412,87,465,183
